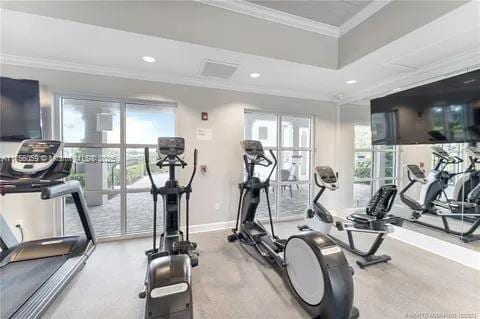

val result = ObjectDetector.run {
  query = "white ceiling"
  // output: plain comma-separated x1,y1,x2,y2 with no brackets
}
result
249,0,372,27
1,1,479,104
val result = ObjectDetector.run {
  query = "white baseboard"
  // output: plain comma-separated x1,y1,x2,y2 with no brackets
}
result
187,220,236,234
389,225,480,270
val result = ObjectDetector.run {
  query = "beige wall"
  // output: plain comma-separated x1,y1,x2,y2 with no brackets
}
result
336,104,370,208
0,65,337,240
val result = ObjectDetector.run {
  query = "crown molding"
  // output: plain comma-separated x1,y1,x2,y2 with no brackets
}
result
195,0,340,38
339,0,392,36
339,48,480,105
0,54,335,103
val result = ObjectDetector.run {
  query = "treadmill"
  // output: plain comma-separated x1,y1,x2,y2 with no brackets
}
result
0,140,96,319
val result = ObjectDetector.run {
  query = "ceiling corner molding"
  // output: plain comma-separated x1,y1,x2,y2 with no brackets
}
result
339,48,480,105
195,0,340,38
339,0,393,36
1,54,335,103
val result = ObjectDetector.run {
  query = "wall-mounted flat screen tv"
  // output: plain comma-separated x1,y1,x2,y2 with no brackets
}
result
0,77,42,141
370,69,480,145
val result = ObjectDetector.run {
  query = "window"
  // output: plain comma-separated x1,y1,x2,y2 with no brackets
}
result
353,123,399,208
245,112,313,218
60,96,175,238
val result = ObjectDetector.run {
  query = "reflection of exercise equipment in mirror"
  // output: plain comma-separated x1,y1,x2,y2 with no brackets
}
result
452,146,480,223
228,140,359,319
400,153,480,243
299,166,402,268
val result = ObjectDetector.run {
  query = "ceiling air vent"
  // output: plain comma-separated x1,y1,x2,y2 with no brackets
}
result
199,59,239,79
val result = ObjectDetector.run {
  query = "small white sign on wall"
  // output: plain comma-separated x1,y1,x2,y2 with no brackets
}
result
197,128,213,140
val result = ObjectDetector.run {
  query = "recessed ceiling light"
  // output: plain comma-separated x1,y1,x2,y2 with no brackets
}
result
346,80,356,84
142,56,156,63
250,73,261,78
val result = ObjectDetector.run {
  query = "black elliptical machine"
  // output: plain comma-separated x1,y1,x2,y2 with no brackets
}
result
299,166,402,268
139,137,198,319
228,140,359,319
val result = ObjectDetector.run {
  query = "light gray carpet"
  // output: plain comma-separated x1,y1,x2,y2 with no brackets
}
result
43,220,480,319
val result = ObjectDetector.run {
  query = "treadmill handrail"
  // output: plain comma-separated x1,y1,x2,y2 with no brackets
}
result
42,180,97,244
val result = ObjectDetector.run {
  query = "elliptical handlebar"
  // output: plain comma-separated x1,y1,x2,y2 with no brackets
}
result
156,155,187,169
453,156,464,164
144,147,157,191
266,149,277,182
187,149,198,190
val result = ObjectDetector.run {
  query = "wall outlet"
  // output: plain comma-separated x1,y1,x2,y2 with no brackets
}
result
214,203,221,211
15,219,24,228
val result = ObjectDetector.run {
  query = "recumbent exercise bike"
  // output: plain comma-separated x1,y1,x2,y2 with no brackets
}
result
299,166,402,268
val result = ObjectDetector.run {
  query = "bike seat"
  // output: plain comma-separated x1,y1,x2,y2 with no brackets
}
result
348,213,375,224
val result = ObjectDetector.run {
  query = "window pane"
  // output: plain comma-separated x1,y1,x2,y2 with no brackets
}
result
280,150,310,182
127,192,161,234
126,103,175,144
126,148,169,189
375,179,395,190
62,98,120,144
374,151,395,178
281,116,311,148
354,181,371,208
354,124,372,149
64,148,120,191
354,152,372,179
257,185,277,219
244,113,277,147
279,184,309,217
64,192,121,237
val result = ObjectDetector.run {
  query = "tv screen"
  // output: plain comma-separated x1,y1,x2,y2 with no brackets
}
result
0,77,42,141
370,69,480,145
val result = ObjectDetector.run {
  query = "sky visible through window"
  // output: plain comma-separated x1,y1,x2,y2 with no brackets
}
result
63,101,175,144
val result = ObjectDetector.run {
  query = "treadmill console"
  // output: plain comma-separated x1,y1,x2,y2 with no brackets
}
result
406,164,427,183
242,140,264,157
12,140,63,174
431,146,454,162
158,137,185,157
1,140,72,181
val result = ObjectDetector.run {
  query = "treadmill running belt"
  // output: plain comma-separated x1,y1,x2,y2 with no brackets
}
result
0,255,68,318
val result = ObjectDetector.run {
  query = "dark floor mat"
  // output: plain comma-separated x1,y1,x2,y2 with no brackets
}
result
0,256,67,318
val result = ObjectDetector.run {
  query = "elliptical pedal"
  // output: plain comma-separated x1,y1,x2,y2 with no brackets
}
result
274,239,287,250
